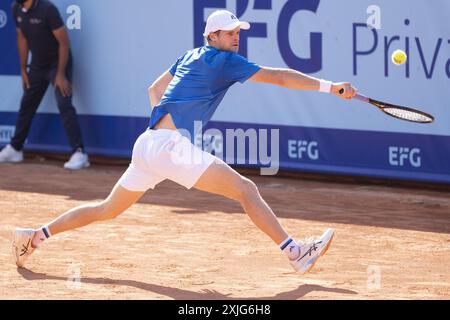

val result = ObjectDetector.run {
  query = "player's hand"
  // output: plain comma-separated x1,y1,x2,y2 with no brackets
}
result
54,74,72,97
21,70,30,90
331,82,357,100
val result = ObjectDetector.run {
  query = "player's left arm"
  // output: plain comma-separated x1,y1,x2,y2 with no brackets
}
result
148,69,173,109
249,67,357,100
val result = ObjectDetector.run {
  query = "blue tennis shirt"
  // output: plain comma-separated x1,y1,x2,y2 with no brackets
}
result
149,46,261,141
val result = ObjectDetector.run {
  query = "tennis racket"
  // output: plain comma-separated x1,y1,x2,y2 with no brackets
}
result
339,89,434,124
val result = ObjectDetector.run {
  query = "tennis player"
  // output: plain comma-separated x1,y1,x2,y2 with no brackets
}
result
13,10,357,274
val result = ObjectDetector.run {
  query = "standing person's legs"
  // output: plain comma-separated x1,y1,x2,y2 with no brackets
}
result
51,58,84,152
10,68,50,151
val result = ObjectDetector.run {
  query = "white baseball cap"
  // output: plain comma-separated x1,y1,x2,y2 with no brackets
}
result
203,10,250,37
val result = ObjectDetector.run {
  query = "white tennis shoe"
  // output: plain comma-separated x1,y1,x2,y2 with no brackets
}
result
0,144,23,163
12,228,36,268
289,228,335,274
64,148,90,170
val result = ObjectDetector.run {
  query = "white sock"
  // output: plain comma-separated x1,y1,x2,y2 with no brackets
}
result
279,236,300,260
31,226,51,248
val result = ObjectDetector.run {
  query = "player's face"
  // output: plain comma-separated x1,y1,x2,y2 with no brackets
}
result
214,27,241,52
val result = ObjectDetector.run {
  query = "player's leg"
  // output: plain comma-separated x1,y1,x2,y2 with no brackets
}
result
163,133,333,274
193,158,334,274
13,182,144,267
47,182,144,235
30,129,160,239
193,158,288,244
12,130,157,268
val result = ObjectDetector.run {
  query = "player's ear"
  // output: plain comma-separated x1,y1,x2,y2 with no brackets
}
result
209,31,220,42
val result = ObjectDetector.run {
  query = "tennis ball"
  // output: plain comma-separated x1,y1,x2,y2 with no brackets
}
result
392,49,407,65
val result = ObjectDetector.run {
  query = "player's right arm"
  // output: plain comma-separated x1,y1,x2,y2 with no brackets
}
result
249,66,356,100
16,28,30,90
148,70,173,109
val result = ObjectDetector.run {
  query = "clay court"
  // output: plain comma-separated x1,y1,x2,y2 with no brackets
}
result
1,157,449,300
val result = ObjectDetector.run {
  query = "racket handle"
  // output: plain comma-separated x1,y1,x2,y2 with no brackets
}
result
353,93,370,102
338,88,370,102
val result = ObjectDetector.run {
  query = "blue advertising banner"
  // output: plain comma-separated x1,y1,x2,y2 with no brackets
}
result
0,0,449,183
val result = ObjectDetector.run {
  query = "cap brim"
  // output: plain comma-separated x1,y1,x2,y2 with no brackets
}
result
203,21,251,37
221,21,250,31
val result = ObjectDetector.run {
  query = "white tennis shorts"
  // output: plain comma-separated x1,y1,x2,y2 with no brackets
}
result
118,129,216,191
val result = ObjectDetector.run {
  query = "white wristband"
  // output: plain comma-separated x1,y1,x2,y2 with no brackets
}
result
319,80,333,93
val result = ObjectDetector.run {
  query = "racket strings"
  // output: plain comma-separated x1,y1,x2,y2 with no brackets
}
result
375,102,434,123
383,107,432,123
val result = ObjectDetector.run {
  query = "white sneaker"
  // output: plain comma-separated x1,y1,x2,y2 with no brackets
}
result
64,149,90,170
0,144,23,163
289,228,335,274
12,228,36,268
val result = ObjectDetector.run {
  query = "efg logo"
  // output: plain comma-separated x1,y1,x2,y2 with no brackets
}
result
389,146,421,168
194,0,323,73
288,139,319,160
0,10,7,28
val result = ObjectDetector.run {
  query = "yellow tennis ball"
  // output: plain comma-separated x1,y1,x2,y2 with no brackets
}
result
392,50,407,65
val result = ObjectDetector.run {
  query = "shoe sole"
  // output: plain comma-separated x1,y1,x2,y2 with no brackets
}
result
11,229,34,268
64,162,90,170
0,159,23,164
11,230,22,268
303,232,335,274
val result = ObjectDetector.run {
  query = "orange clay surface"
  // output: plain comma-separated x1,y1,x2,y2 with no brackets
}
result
1,159,449,299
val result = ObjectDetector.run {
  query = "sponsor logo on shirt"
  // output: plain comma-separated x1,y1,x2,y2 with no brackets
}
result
30,18,43,24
